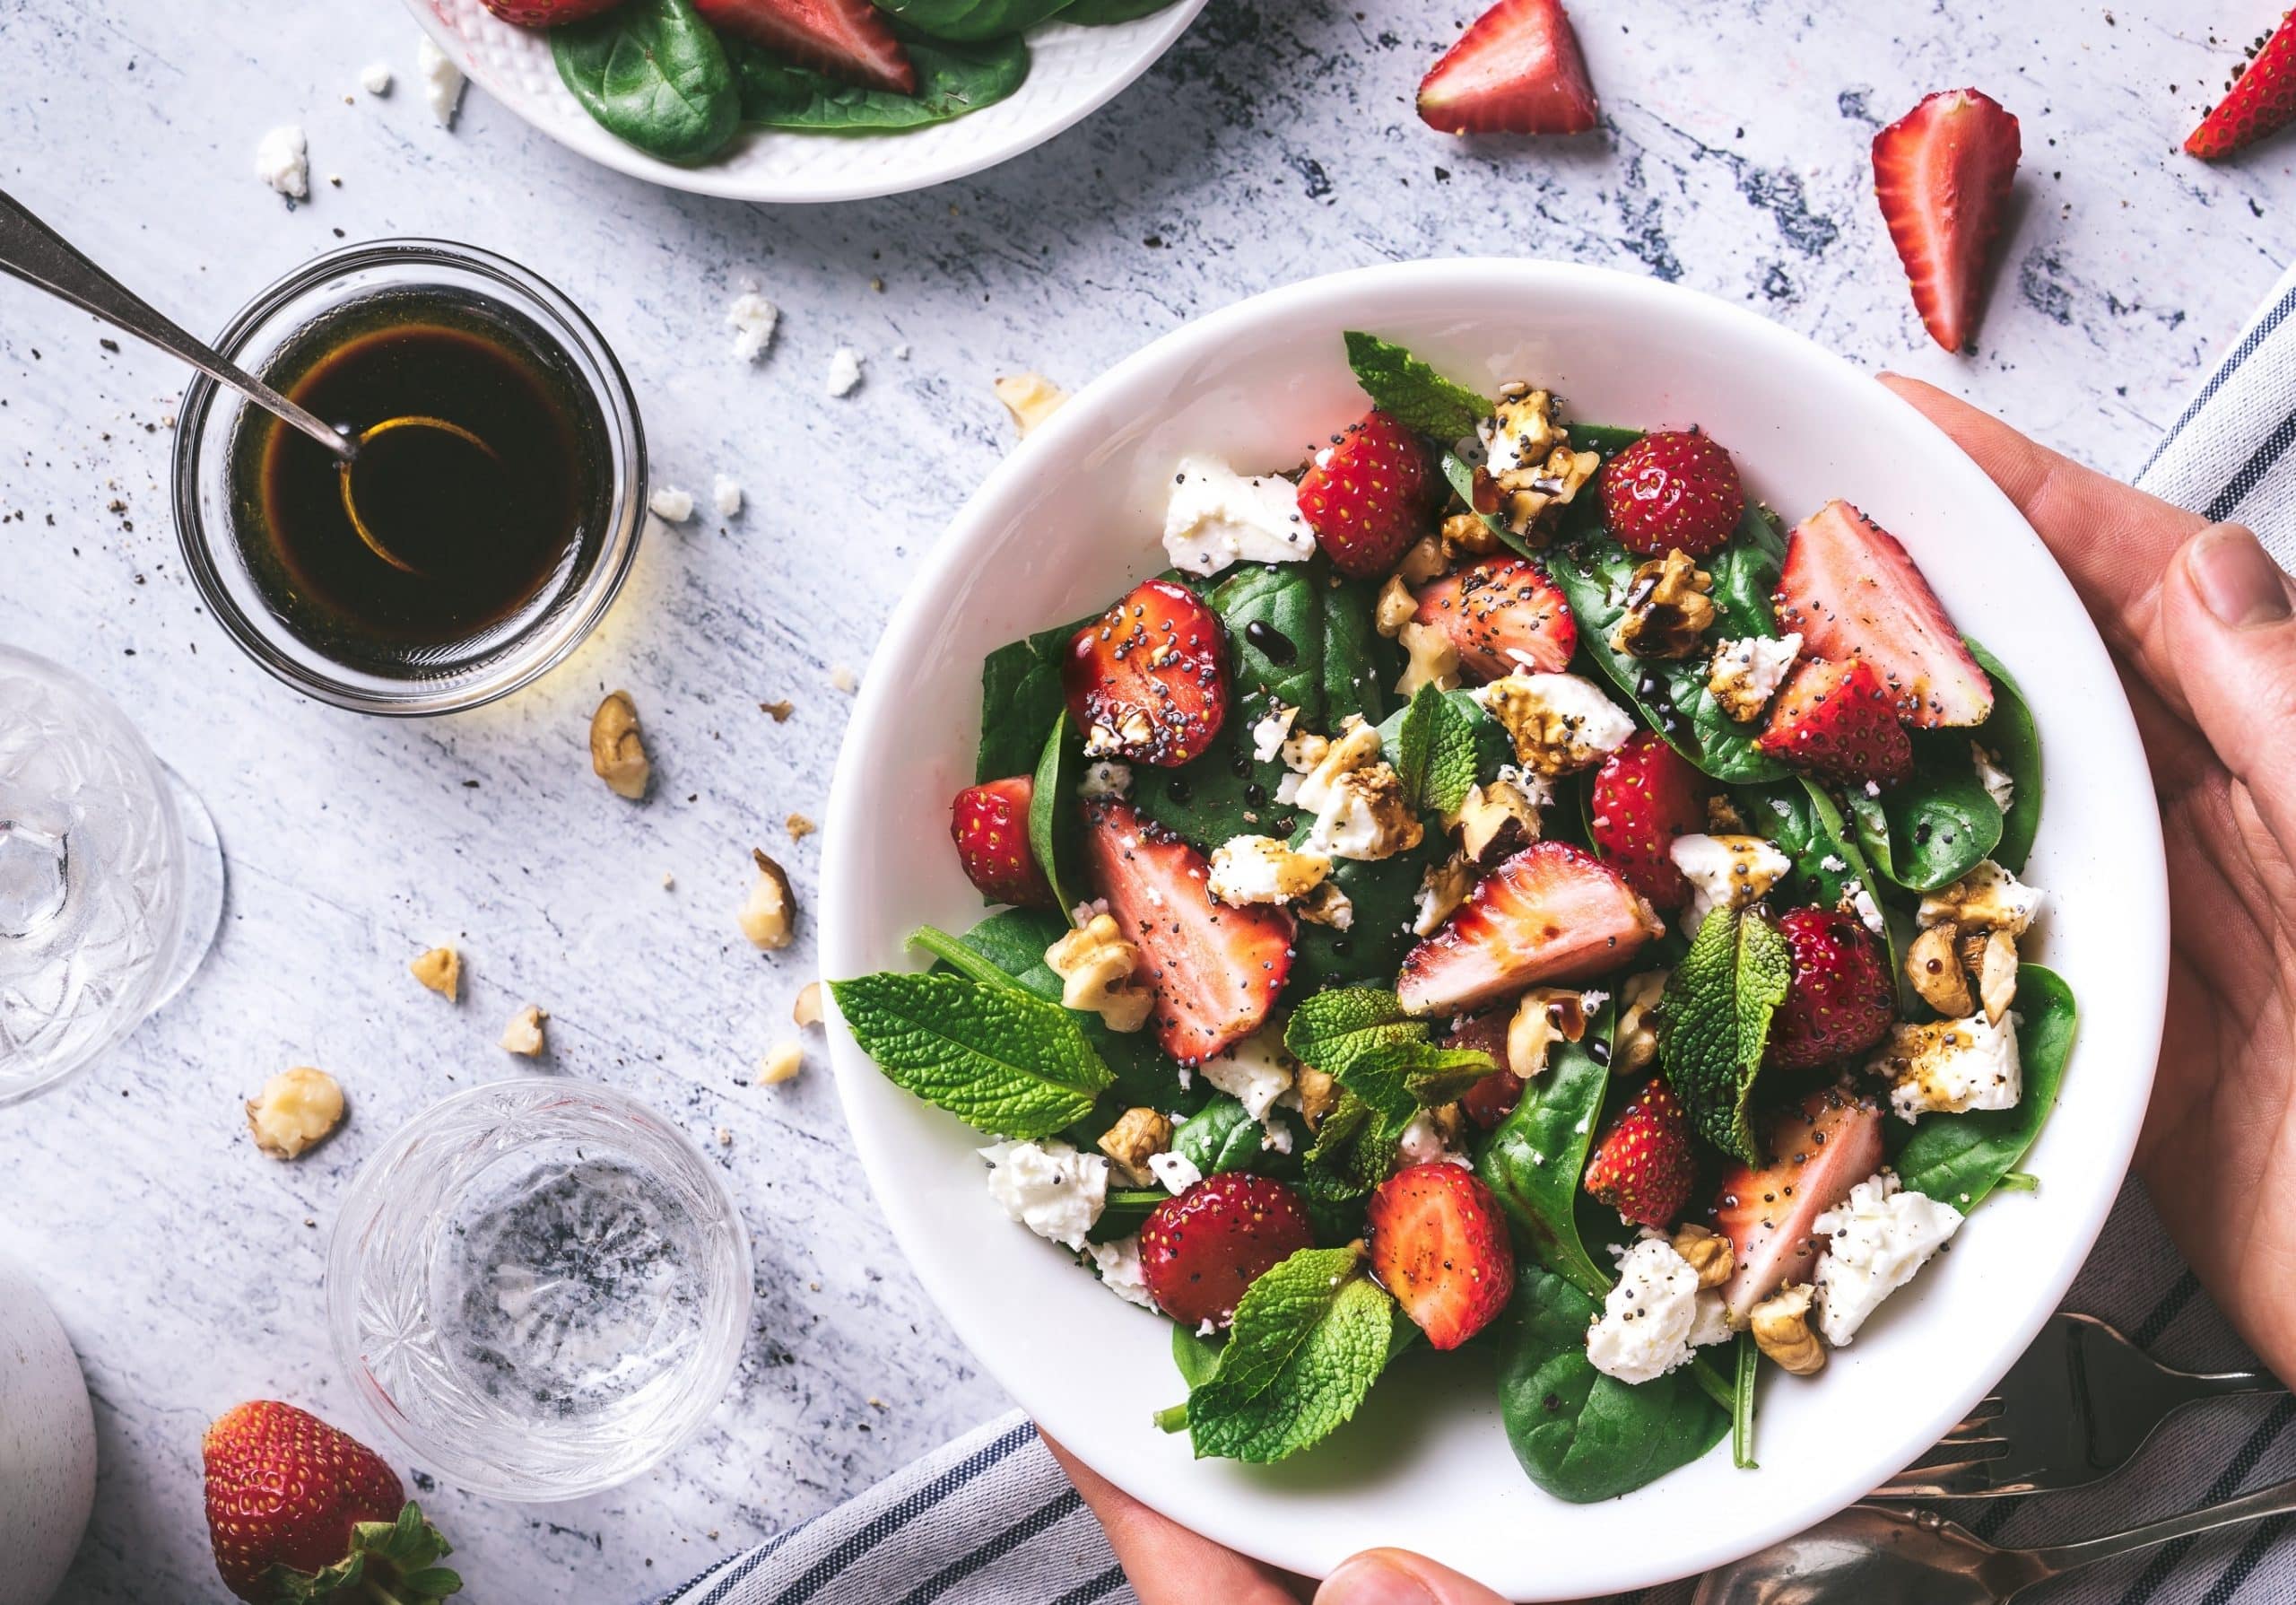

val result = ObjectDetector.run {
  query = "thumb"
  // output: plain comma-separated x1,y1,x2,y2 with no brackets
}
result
1316,1548,1510,1605
2161,522,2296,844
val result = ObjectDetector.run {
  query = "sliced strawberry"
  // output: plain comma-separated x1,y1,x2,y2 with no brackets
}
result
1366,1162,1516,1349
1714,1087,1885,1318
1755,656,1914,788
1872,88,2021,353
1138,1172,1316,1330
1411,555,1577,681
2188,15,2296,160
1589,731,1708,911
1296,410,1439,579
1416,0,1598,136
950,776,1054,909
1583,1077,1697,1229
1597,431,1744,558
1396,841,1662,1017
1775,499,1993,728
692,0,917,95
1083,800,1293,1063
1763,907,1895,1072
481,0,620,23
1446,1008,1525,1129
1064,578,1230,768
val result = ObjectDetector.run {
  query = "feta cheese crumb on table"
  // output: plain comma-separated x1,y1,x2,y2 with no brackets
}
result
829,663,858,693
648,485,695,522
359,61,393,96
1812,1171,1963,1346
711,474,743,517
827,346,864,397
417,37,464,127
1161,455,1313,577
978,1139,1108,1251
254,126,309,200
727,292,778,362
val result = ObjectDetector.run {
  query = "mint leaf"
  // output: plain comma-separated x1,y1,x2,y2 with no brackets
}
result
1283,987,1494,1121
1294,1090,1404,1204
830,971,1112,1138
1657,907,1791,1163
1343,331,1489,443
1394,681,1483,816
1181,1244,1400,1461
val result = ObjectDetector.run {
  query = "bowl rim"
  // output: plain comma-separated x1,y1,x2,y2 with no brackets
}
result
819,257,2170,1593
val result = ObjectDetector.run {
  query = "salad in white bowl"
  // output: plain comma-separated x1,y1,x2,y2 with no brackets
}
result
831,328,2078,1502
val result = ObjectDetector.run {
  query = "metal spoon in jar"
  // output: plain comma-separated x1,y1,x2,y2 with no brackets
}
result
0,186,491,574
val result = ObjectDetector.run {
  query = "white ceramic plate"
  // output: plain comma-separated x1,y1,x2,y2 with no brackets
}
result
405,0,1206,203
819,259,2169,1597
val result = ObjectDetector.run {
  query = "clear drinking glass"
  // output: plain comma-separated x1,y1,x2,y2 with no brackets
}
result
0,645,223,1106
327,1079,752,1500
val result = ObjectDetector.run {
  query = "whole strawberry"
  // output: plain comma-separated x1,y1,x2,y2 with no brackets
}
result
204,1400,459,1603
950,776,1055,908
1139,1173,1315,1329
1583,1077,1696,1228
2187,11,2296,161
1589,731,1708,911
1297,410,1438,578
479,0,622,26
1763,908,1895,1071
1599,430,1744,557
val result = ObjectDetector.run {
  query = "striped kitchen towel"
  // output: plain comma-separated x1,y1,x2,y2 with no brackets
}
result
658,271,2296,1605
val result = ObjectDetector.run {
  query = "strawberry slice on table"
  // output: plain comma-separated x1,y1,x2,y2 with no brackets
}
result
1064,577,1231,768
692,0,918,95
1775,499,1994,728
1763,907,1895,1071
1583,1077,1697,1229
204,1400,458,1604
1447,1008,1525,1129
1755,656,1914,788
1083,800,1293,1063
1597,430,1745,558
2187,13,2296,160
1411,555,1578,680
1417,0,1598,136
1872,88,2022,353
1396,840,1663,1017
1366,1162,1517,1348
479,0,619,24
1713,1087,1885,1318
1589,730,1709,912
950,776,1055,909
1139,1172,1316,1330
1296,410,1439,579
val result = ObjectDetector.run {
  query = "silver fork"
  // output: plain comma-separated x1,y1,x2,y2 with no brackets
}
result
1870,1312,2283,1499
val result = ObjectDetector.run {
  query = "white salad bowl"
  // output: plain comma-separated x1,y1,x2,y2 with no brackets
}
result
819,259,2169,1597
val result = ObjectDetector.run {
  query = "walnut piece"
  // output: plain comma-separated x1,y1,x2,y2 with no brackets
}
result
1412,852,1474,937
1905,921,1975,1017
1374,574,1417,638
757,1040,804,1085
1506,987,1589,1079
1613,969,1668,1077
1451,777,1542,864
1610,549,1717,659
246,1067,345,1160
1293,880,1355,930
409,946,460,1002
1046,913,1153,1033
1292,1065,1342,1130
589,690,651,800
1672,1223,1735,1290
1976,926,2020,1023
1439,510,1500,558
994,371,1070,437
792,980,823,1028
739,850,796,950
1395,620,1462,698
500,1004,547,1056
1396,536,1448,586
1751,1282,1826,1375
1097,1106,1173,1187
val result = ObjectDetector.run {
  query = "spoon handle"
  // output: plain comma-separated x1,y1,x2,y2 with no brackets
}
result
0,187,352,460
2024,1474,2296,1582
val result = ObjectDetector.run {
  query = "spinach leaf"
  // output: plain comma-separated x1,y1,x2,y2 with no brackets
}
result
1063,0,1181,18
553,0,741,165
1288,853,1432,992
873,0,1071,42
1091,1188,1166,1243
1495,1269,1729,1503
1657,908,1792,1164
1967,639,2042,873
1285,988,1496,1120
1732,1333,1760,1470
1172,1321,1222,1388
1895,966,2077,1210
1850,752,2003,894
829,969,1112,1137
1475,1010,1615,1299
1735,776,1900,989
1027,712,1084,914
1341,332,1490,444
1124,720,1283,847
1175,1095,1304,1179
731,31,1029,131
1388,681,1486,816
1708,504,1787,635
976,621,1073,782
1196,558,1395,729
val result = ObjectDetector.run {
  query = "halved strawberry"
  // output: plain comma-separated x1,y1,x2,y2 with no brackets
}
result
1446,1008,1524,1129
1589,731,1708,911
1755,657,1914,788
1411,555,1578,681
1297,410,1439,579
1083,800,1293,1063
692,0,917,95
1597,431,1744,558
1064,578,1230,768
1775,500,1993,728
1396,841,1662,1017
1713,1087,1885,1318
1583,1077,1696,1229
2188,14,2296,160
1763,908,1896,1071
1366,1163,1516,1349
950,777,1054,909
1872,88,2021,353
1417,0,1598,136
1139,1172,1316,1330
481,0,619,24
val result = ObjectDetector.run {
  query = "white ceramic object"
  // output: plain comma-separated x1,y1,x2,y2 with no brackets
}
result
405,0,1208,203
818,259,2169,1598
0,1258,96,1605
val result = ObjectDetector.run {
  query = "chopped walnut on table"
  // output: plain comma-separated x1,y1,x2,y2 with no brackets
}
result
246,1067,345,1160
994,371,1069,437
500,1004,547,1056
409,946,460,1002
589,690,651,800
1610,549,1717,659
1097,1106,1174,1187
1046,913,1153,1033
739,850,796,950
1751,1282,1826,1375
792,981,824,1028
758,1041,804,1085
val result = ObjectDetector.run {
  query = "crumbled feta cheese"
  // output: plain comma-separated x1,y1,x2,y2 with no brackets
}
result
1292,720,1376,812
1300,766,1422,861
1078,762,1132,799
1918,859,2044,936
1585,1236,1726,1383
1707,632,1803,723
1200,1033,1295,1121
359,61,393,95
1161,455,1313,577
1873,1011,2022,1121
1250,703,1299,763
1148,1150,1203,1195
648,486,695,522
1474,673,1636,775
726,292,779,362
255,126,309,200
1089,1235,1157,1310
710,475,744,517
1208,834,1330,906
1971,744,2015,815
827,347,864,397
1813,1172,1963,1346
1669,833,1791,934
1274,772,1304,806
1259,1118,1295,1156
416,37,465,127
979,1139,1107,1250
1820,854,1848,874
1396,1110,1469,1169
1847,878,1886,937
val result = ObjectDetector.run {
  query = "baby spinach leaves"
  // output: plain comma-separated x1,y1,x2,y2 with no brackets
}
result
1062,0,1184,19
828,967,1111,1137
1285,989,1496,1120
1341,332,1490,443
1027,712,1084,914
1475,1011,1616,1300
553,0,741,165
1174,1095,1304,1179
1848,759,2002,894
872,0,1071,42
1658,907,1792,1164
1895,966,2077,1210
976,621,1074,782
1969,639,2042,872
731,31,1028,132
1197,558,1395,729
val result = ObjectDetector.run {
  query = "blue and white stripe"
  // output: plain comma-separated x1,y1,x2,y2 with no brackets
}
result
658,274,2296,1605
